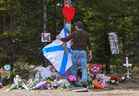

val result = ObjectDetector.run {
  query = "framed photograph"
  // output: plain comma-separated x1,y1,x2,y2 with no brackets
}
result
41,32,51,42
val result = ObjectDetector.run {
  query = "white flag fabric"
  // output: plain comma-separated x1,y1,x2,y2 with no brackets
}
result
56,23,72,49
108,32,119,55
42,23,73,75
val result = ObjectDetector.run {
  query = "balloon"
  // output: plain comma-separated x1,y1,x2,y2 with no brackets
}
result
62,5,76,23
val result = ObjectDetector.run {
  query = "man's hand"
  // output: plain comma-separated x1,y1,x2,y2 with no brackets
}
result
88,50,93,62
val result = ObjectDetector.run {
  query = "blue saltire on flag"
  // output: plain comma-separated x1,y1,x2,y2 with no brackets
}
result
42,23,72,75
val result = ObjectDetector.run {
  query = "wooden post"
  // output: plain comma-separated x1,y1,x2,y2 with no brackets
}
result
43,0,47,33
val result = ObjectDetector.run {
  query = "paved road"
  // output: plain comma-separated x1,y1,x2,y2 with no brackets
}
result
0,89,139,96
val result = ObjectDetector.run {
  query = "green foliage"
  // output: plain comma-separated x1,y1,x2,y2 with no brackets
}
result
74,0,139,64
0,0,139,67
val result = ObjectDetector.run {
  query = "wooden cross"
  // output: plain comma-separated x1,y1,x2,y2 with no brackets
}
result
123,56,132,67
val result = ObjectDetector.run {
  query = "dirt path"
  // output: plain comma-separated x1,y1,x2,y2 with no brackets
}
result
0,88,139,96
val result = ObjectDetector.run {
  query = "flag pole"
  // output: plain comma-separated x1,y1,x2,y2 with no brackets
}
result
64,0,72,33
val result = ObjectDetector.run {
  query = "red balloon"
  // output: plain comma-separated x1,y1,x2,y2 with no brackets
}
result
62,5,76,23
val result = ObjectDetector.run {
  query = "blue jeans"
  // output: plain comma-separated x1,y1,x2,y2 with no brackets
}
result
70,50,88,81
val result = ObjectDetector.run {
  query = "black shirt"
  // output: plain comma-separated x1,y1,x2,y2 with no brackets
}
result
61,30,91,50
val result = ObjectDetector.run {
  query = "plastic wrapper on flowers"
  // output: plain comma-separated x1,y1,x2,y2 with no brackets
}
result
93,74,110,89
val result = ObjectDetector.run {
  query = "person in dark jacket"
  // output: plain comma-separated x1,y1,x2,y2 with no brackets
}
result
61,21,92,83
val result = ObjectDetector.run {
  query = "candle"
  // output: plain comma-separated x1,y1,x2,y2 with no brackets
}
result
126,56,128,64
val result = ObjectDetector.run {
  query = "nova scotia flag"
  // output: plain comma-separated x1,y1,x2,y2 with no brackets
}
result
42,23,73,75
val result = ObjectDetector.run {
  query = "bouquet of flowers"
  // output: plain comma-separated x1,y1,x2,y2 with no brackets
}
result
88,64,103,79
67,75,77,82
